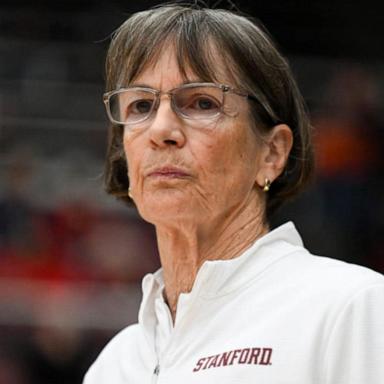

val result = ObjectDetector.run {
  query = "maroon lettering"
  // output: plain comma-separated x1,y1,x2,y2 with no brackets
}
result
207,355,219,369
259,348,273,365
192,346,273,372
217,351,232,367
193,358,206,372
202,355,214,370
229,349,241,365
238,348,250,364
247,348,261,364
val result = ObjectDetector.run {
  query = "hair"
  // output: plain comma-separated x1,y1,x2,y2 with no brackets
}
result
103,3,314,218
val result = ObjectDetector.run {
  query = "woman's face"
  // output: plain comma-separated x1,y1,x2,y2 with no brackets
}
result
123,46,267,228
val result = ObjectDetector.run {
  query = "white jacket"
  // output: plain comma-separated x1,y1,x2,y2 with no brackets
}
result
84,222,384,384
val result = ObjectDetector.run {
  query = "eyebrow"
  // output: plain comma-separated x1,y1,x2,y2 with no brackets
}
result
127,83,153,88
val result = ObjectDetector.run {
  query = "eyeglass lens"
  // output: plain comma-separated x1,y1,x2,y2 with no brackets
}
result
108,85,224,124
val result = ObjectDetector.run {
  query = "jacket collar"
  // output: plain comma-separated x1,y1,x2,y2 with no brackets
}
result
139,222,303,331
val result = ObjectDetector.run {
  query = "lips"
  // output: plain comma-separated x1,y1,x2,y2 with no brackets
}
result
146,166,190,178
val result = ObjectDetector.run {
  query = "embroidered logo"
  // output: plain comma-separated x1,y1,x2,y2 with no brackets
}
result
192,347,273,372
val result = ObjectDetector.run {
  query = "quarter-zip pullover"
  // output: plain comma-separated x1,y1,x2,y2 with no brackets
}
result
83,222,384,384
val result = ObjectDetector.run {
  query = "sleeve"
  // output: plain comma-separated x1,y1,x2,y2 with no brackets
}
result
323,283,384,384
83,363,98,384
82,349,117,384
82,325,137,384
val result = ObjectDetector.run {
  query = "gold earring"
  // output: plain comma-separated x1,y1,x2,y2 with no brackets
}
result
263,178,271,192
128,188,133,199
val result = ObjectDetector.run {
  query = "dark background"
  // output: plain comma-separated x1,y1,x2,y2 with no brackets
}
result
0,1,383,383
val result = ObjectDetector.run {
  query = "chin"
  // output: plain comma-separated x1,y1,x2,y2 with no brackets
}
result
137,193,197,226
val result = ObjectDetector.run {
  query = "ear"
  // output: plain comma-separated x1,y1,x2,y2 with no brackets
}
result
255,124,293,188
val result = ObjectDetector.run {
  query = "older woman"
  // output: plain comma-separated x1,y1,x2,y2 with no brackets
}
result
84,4,384,384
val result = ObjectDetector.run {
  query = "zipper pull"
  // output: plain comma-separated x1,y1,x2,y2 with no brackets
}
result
151,364,160,384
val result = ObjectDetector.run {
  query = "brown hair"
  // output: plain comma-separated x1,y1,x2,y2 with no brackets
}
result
104,4,314,217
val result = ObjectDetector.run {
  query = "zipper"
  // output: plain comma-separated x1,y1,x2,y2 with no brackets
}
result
151,363,160,384
150,289,197,383
150,293,197,383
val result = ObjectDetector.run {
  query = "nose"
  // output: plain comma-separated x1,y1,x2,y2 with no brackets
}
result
147,95,186,148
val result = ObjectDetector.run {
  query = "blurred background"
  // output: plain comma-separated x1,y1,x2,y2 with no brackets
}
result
0,0,383,383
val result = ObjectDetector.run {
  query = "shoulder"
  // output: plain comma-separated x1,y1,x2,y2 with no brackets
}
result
261,222,383,294
83,324,142,383
99,323,141,356
276,247,384,302
291,250,383,284
267,222,383,285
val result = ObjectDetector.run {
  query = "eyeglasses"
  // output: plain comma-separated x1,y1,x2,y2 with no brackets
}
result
103,82,254,126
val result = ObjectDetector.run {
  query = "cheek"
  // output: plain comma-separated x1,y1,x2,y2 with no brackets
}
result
123,134,141,187
123,138,131,173
194,127,260,196
212,125,259,171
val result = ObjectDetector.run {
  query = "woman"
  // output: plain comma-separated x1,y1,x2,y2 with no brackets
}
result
84,4,384,384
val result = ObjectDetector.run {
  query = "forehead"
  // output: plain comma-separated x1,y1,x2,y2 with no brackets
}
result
131,46,190,88
129,42,239,90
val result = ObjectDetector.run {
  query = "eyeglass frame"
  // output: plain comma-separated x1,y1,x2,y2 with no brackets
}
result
102,82,258,126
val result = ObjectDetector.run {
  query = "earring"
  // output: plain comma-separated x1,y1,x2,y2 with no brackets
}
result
263,178,271,192
128,188,133,199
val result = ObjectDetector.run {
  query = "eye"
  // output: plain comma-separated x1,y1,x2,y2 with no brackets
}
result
196,97,217,110
130,99,153,114
190,95,221,111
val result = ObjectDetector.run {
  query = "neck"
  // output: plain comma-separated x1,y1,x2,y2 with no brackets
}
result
155,195,268,322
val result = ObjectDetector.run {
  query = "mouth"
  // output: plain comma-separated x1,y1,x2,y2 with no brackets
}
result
146,166,190,179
